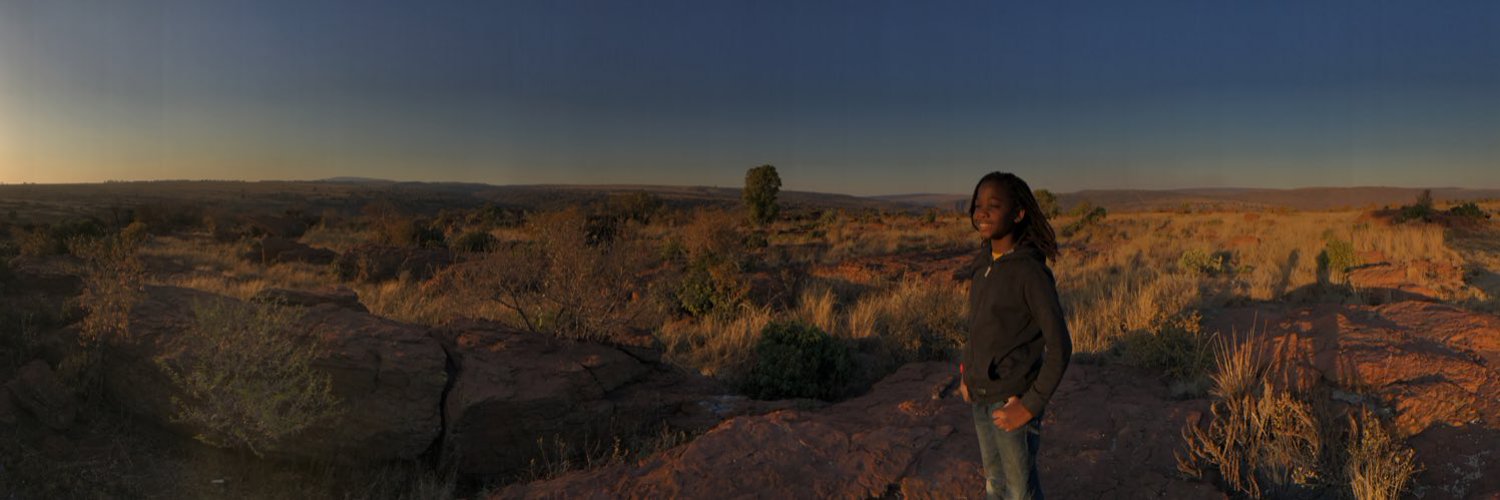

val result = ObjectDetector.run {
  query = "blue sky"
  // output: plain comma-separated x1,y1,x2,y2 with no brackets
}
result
2,1,1498,195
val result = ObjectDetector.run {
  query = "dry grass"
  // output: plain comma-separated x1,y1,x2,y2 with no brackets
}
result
1179,382,1324,497
1345,409,1420,500
1180,337,1422,499
139,235,335,300
767,211,972,263
657,305,774,381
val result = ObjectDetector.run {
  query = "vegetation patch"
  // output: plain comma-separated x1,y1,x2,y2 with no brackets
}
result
740,321,856,401
158,298,342,456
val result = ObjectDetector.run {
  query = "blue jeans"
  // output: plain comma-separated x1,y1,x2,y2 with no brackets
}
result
971,401,1044,500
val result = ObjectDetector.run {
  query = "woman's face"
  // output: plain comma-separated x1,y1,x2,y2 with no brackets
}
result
973,181,1025,240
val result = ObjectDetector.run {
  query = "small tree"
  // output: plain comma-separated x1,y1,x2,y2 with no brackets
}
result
1033,189,1060,217
743,165,782,225
1416,189,1433,212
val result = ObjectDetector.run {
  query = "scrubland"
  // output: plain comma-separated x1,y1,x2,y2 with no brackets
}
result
1,189,1496,498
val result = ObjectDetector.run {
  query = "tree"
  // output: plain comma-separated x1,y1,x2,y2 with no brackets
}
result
1033,189,1060,217
743,164,782,225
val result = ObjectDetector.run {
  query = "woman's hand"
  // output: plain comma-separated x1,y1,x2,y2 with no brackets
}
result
990,396,1034,432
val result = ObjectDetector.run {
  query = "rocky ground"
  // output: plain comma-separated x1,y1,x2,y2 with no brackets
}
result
4,215,1498,498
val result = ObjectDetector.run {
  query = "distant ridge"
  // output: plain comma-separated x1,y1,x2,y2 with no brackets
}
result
316,176,395,183
878,187,1500,212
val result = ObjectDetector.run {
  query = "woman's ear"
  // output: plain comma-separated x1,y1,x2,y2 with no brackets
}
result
1014,209,1026,224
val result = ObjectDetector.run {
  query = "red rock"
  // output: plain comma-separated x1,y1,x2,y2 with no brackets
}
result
1206,300,1500,498
495,362,1220,499
251,286,367,313
433,321,726,477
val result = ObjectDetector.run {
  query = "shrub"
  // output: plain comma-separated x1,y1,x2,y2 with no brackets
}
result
448,230,496,253
362,200,442,247
1033,189,1060,217
1345,409,1419,500
1178,248,1227,276
1178,381,1323,498
461,207,660,341
157,298,342,456
16,218,108,256
674,260,742,318
740,321,855,401
1447,202,1489,219
70,222,147,343
1118,311,1216,396
1061,203,1107,236
1317,238,1359,284
1394,189,1435,223
604,191,664,225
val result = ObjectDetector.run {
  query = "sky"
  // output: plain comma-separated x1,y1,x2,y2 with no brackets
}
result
1,1,1498,196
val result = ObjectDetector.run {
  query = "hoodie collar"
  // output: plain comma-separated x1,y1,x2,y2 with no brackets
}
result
984,240,1042,262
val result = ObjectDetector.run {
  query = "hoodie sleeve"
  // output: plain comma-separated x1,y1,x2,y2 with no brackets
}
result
1018,262,1072,417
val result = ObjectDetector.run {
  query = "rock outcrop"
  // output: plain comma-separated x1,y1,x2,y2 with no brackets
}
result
496,362,1222,499
433,320,726,476
251,286,368,313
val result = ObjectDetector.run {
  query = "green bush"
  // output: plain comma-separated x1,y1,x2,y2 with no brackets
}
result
741,321,855,401
1448,202,1490,219
1178,248,1227,276
1394,189,1435,223
1118,311,1215,395
1061,203,1107,236
158,298,342,456
1318,238,1359,278
1394,204,1431,223
673,258,744,318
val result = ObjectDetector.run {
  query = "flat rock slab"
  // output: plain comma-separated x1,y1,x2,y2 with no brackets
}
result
496,362,1220,499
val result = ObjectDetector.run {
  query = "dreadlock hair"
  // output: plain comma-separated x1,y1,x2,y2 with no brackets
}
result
968,171,1059,261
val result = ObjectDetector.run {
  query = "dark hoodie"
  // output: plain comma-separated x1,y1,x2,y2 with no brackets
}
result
958,241,1072,416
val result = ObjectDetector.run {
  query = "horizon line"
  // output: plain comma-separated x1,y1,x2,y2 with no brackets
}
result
2,178,1499,199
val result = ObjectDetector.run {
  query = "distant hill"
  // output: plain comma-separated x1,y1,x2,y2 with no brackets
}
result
8,181,1494,227
484,184,918,212
316,176,396,183
879,187,1500,213
0,180,921,225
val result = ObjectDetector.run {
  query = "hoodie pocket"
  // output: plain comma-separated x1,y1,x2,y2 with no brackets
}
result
986,339,1035,382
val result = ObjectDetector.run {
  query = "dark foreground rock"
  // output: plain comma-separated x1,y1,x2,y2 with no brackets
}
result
6,360,78,431
496,362,1222,499
433,321,729,477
